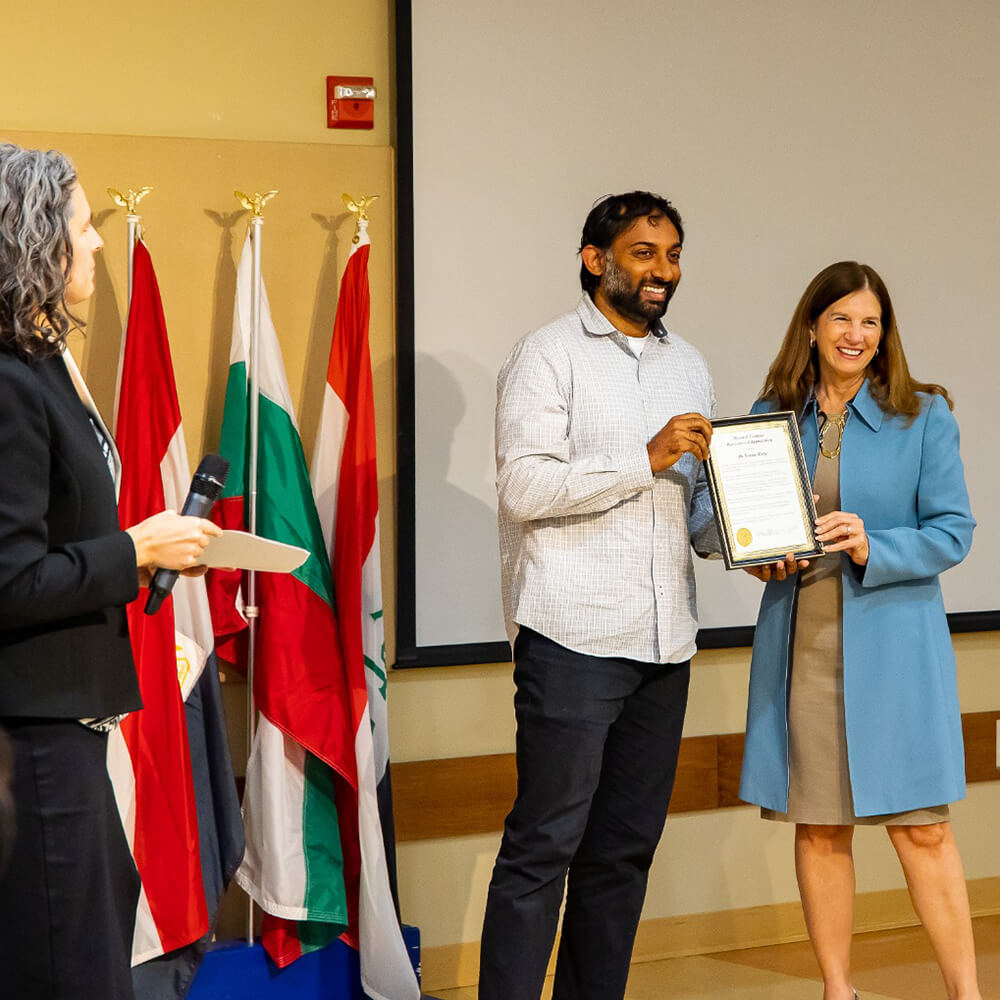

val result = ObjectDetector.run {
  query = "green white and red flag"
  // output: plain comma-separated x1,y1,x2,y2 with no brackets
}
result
206,232,357,968
311,223,418,1000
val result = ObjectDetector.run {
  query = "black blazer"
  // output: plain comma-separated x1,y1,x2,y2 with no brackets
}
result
0,350,140,718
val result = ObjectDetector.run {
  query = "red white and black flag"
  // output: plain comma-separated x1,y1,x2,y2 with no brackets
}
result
109,240,244,998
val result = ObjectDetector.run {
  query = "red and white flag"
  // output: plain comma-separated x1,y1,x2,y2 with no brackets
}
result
107,240,225,977
311,221,418,999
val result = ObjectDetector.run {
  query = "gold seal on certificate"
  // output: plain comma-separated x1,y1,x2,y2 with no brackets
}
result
704,411,823,570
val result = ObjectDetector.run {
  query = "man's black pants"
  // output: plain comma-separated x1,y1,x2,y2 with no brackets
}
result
479,627,690,1000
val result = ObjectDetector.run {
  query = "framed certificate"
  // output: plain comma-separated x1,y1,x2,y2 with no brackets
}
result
705,411,823,570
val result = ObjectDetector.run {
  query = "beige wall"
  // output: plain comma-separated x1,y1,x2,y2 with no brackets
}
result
2,126,399,671
391,635,1000,963
5,1,1000,989
2,1,393,147
0,0,400,653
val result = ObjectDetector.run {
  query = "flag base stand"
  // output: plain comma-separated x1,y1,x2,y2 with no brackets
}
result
187,925,424,999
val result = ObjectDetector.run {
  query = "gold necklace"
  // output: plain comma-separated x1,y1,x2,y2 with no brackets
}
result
818,410,848,459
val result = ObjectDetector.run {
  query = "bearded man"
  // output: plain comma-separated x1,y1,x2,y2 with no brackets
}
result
480,191,718,1000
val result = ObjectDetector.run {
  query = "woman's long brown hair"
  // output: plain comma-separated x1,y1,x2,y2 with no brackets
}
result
759,261,951,420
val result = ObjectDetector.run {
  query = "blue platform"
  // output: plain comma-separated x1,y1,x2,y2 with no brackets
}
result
188,925,423,999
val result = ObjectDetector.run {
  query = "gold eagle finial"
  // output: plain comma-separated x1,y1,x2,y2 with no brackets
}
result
234,190,279,218
342,193,378,243
107,187,153,215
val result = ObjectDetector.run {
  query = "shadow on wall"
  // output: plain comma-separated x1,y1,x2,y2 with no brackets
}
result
197,209,358,460
407,353,503,648
77,208,124,419
201,209,245,458
296,210,355,455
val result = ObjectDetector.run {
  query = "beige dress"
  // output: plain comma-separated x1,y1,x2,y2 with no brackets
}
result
762,416,949,826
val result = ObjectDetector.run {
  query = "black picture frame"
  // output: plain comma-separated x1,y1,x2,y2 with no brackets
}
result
705,411,824,571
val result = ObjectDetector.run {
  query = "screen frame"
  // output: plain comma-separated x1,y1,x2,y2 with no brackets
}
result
392,0,999,669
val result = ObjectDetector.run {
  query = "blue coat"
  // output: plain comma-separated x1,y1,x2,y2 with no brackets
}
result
738,382,976,816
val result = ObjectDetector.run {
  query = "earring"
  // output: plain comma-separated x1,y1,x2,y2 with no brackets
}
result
874,346,880,356
809,338,816,347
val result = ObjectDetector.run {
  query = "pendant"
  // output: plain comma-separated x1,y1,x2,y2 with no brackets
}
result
819,411,847,459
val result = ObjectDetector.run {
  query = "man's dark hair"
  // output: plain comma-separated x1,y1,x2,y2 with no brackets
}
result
578,191,684,296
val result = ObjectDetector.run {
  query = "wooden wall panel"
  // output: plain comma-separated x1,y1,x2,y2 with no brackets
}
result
668,735,718,814
963,711,1000,783
393,711,1000,842
393,753,516,842
716,732,746,809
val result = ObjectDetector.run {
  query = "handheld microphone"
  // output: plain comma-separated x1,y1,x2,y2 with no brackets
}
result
144,453,230,615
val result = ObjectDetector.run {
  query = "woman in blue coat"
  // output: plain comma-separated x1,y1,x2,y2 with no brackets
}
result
739,262,979,1000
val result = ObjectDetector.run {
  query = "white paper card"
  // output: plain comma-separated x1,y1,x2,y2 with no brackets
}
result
199,530,308,573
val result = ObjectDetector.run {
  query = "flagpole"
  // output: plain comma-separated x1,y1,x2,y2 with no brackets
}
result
127,214,140,303
247,208,262,756
234,189,277,946
108,186,152,431
108,187,153,305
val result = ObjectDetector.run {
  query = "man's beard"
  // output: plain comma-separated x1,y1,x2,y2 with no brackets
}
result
602,254,674,325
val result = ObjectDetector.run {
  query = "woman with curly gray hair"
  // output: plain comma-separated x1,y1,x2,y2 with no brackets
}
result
0,143,221,999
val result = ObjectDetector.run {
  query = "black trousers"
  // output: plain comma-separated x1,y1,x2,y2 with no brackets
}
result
0,718,140,1000
479,628,690,1000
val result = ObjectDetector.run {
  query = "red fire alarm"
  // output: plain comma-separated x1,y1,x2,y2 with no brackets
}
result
327,75,375,130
